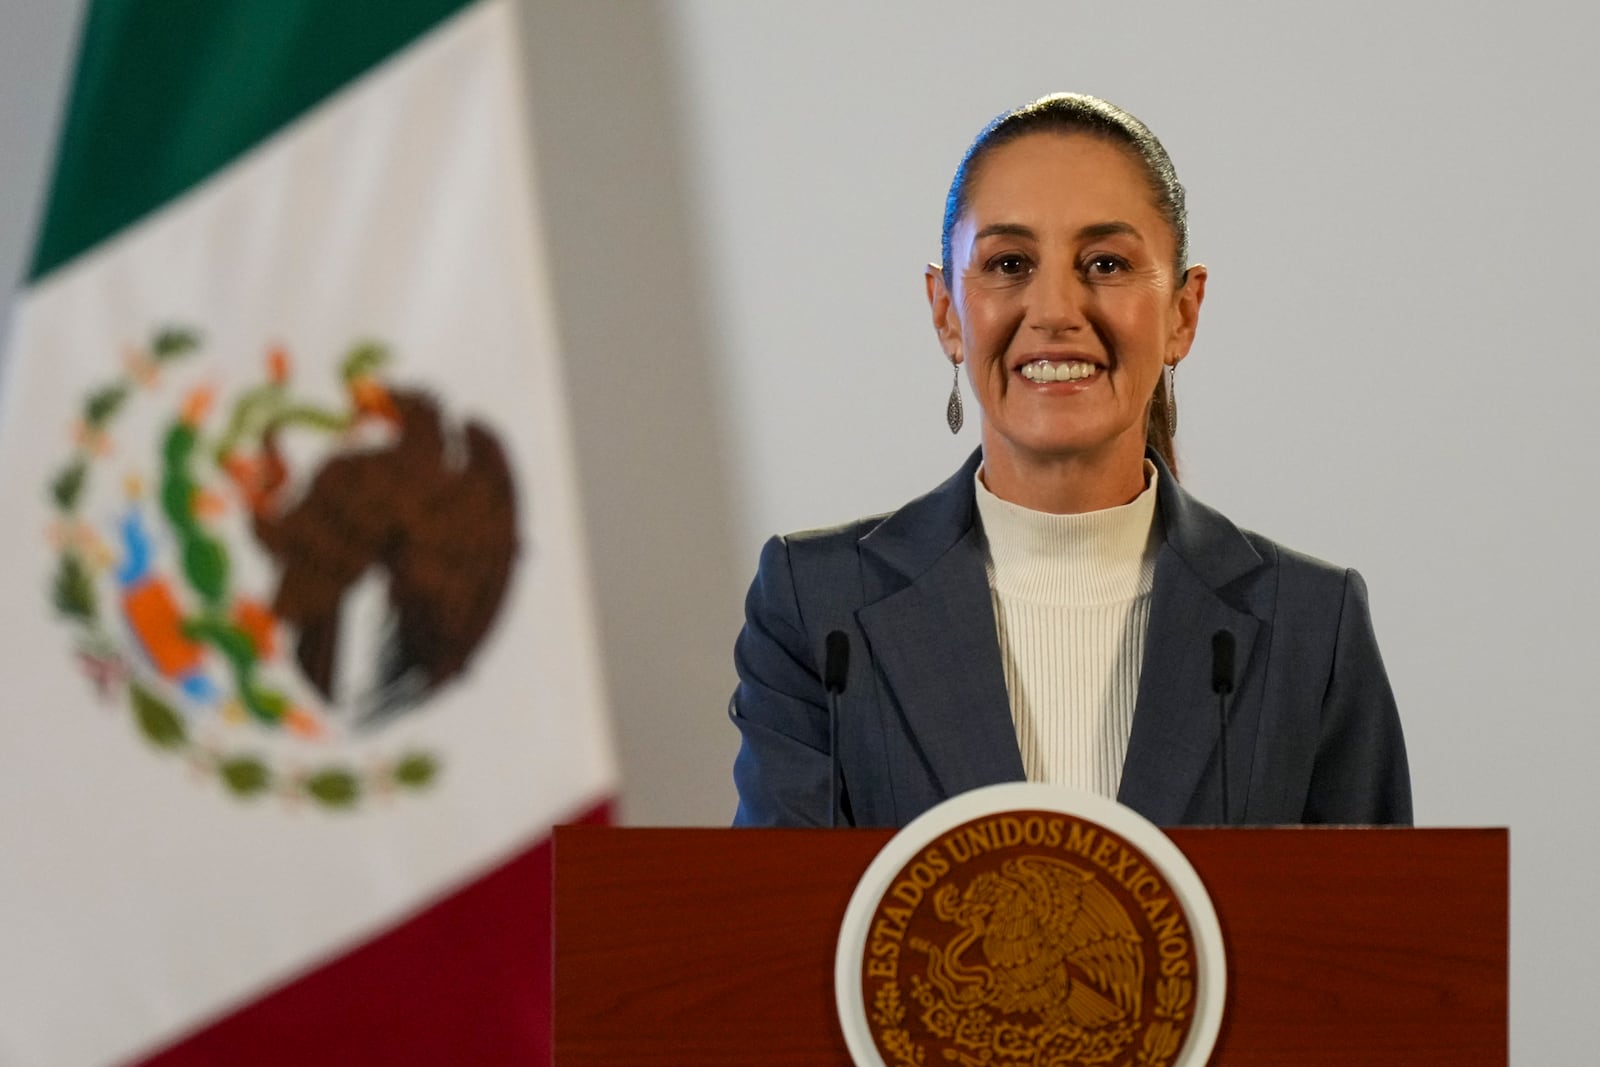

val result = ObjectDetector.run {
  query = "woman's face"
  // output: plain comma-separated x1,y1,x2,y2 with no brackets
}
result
929,132,1205,486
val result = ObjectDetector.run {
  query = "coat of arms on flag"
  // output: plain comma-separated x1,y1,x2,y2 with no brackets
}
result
46,326,522,808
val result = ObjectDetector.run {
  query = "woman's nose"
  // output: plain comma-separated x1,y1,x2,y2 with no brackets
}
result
1029,263,1089,332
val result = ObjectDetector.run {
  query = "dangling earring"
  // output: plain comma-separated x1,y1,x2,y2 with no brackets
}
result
1164,364,1177,437
946,361,964,434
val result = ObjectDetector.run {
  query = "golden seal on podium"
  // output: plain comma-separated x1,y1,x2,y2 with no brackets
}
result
836,784,1225,1067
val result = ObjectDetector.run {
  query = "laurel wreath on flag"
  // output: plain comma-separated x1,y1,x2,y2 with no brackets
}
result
46,325,440,810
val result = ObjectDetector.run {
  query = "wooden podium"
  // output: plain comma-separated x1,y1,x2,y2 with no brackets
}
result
552,827,1506,1065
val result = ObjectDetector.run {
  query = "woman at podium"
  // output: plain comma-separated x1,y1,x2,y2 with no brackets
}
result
729,94,1411,829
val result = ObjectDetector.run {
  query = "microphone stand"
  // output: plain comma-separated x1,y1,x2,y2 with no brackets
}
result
1212,630,1235,826
823,631,850,829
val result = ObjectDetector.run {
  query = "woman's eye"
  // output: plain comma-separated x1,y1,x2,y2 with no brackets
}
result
989,253,1031,275
1085,254,1128,276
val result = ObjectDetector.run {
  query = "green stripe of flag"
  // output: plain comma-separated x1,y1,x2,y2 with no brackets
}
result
30,0,474,282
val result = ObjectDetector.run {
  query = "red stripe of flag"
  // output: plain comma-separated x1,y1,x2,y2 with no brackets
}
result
132,799,613,1067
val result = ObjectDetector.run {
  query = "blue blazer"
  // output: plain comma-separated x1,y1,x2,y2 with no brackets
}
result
730,449,1411,828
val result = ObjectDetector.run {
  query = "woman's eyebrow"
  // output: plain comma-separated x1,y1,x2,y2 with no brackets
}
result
972,222,1036,242
1077,221,1142,242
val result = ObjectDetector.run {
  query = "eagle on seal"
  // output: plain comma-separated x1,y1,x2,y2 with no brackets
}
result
920,855,1145,1032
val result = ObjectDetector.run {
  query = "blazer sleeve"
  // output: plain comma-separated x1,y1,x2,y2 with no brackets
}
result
1303,568,1414,825
729,535,836,827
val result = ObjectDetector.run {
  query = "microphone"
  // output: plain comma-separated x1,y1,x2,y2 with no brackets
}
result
824,631,850,695
1211,630,1234,696
823,631,850,829
1211,630,1235,825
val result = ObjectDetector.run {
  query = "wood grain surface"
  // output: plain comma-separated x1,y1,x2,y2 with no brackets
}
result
553,827,1505,1065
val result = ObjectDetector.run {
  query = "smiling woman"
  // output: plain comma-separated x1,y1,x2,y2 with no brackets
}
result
930,132,1203,513
729,94,1412,830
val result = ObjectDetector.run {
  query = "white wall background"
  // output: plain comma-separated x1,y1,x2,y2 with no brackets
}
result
3,1,1594,1061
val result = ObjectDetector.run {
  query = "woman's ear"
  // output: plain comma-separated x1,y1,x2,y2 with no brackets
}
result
1167,263,1208,365
925,263,962,364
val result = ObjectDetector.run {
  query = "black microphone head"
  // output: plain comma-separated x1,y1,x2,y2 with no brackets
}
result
1211,630,1235,694
824,630,851,694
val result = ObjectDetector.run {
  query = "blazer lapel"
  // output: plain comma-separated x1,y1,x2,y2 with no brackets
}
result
1117,548,1260,824
1118,454,1266,825
855,451,1024,800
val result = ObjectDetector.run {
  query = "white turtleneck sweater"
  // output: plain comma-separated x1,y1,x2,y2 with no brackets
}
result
972,463,1160,799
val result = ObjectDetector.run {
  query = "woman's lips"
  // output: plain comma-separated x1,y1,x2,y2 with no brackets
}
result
1018,358,1101,383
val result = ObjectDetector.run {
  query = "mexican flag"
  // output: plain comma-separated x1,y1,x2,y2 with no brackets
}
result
0,2,617,1064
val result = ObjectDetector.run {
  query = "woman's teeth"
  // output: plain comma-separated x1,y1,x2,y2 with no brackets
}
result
1020,360,1098,383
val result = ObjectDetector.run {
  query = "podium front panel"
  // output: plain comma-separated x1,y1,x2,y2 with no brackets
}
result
553,827,1505,1065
